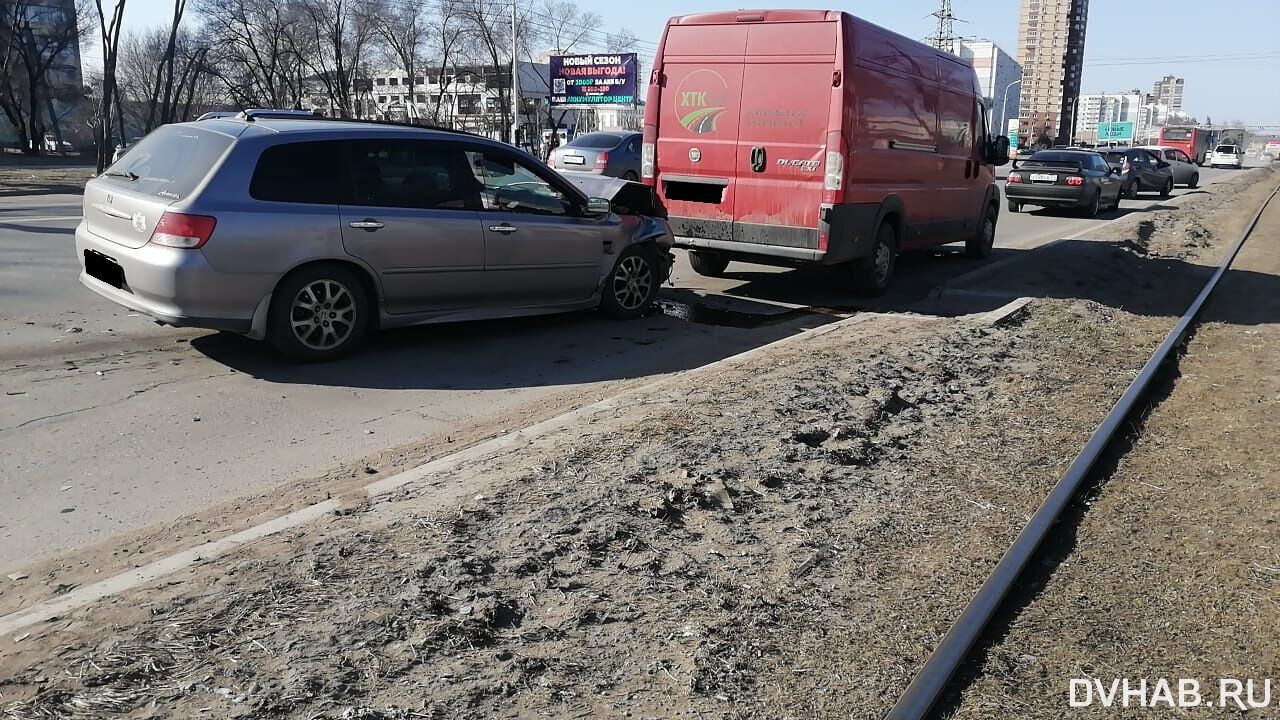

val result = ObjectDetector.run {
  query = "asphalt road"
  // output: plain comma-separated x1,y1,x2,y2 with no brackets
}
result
0,165,1251,570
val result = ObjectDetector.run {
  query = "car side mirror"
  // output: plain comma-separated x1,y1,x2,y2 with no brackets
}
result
1158,161,1170,169
584,197,611,217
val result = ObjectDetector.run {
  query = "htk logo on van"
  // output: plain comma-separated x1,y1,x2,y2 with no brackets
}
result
1069,678,1274,709
676,69,729,134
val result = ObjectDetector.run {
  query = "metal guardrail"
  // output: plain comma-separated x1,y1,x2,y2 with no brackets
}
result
885,181,1280,720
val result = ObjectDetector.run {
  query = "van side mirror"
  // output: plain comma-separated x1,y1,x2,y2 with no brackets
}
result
985,135,1011,166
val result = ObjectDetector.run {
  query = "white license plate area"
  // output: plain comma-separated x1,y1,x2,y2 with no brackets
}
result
564,155,585,165
1029,173,1058,182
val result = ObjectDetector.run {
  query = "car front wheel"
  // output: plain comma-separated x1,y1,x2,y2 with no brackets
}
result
600,245,661,319
268,264,370,362
966,204,997,258
1160,178,1173,197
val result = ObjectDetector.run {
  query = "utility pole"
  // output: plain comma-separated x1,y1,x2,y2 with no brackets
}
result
510,0,519,147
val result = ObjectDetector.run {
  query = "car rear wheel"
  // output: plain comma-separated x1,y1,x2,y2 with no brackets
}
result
1007,199,1020,213
600,245,661,319
1187,173,1199,188
1079,190,1101,218
622,170,639,182
965,204,997,259
268,264,370,362
1160,178,1173,198
851,222,896,297
688,250,730,277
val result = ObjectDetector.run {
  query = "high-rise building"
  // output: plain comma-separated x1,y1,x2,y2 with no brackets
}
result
951,38,1023,137
1150,75,1184,114
1015,0,1089,146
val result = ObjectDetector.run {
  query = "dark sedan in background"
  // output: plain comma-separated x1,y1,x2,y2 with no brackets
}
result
1006,150,1123,217
550,131,642,180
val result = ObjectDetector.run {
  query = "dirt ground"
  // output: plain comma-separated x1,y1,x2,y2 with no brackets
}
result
0,164,93,198
1,168,1275,719
947,183,1280,718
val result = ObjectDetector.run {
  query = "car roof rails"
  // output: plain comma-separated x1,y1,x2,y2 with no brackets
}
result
235,108,328,122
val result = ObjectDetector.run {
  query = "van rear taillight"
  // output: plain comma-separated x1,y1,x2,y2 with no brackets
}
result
641,142,655,179
824,150,843,191
149,211,216,249
595,152,609,170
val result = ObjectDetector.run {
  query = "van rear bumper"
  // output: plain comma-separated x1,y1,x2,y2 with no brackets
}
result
670,203,881,265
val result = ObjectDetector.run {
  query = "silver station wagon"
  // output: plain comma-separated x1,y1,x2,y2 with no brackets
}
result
76,111,674,361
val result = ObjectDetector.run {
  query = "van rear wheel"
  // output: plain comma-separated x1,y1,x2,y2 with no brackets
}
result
851,222,896,297
688,250,730,278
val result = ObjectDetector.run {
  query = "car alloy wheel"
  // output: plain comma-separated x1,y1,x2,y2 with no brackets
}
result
611,254,654,312
290,279,357,351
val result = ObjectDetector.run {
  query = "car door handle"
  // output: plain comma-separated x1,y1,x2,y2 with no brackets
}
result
348,219,384,231
488,224,518,234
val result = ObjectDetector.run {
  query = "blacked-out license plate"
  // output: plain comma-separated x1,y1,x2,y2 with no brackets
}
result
85,249,125,289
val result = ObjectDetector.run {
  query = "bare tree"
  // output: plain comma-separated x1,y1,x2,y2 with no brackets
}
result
424,0,463,125
93,0,124,171
118,25,211,132
289,0,379,118
0,0,94,154
521,0,603,144
196,0,304,108
374,0,425,121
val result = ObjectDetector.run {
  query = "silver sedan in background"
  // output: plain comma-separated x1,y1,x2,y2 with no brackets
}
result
550,131,643,180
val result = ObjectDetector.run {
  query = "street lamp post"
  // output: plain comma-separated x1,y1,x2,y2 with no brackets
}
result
999,79,1021,142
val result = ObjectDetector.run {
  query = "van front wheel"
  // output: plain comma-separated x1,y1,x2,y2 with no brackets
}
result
965,205,998,258
688,250,730,277
851,222,897,297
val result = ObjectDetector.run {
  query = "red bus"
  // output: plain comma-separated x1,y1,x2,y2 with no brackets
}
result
1158,126,1213,165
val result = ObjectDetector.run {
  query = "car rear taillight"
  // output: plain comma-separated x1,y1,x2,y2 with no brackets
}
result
1008,174,1023,183
641,142,655,180
149,211,216,249
1122,160,1131,173
824,150,843,191
1066,176,1084,186
595,152,609,170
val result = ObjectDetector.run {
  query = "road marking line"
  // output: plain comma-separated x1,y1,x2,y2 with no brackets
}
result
0,312,894,638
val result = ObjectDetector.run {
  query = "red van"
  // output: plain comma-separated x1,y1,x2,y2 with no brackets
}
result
642,10,1009,294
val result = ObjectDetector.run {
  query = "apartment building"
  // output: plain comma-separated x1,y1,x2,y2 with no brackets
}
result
1015,0,1089,146
1150,75,1184,115
1076,92,1143,139
951,38,1023,136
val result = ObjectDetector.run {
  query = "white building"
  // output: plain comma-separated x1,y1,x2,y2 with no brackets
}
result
1076,92,1143,140
951,38,1022,137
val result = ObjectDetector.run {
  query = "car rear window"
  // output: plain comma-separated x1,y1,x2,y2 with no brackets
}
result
103,125,234,201
566,133,623,149
250,141,343,204
1215,145,1238,153
1026,152,1086,163
1100,152,1125,164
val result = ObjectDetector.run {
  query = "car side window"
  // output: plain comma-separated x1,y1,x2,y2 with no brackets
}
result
343,139,478,210
465,150,574,216
251,141,343,204
1174,150,1191,163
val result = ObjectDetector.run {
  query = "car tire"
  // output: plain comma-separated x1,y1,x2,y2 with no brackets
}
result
1079,190,1101,218
1160,178,1173,198
688,250,730,277
965,204,997,259
851,222,897,297
622,170,639,182
600,245,661,319
1187,173,1199,188
1007,199,1020,213
267,264,370,362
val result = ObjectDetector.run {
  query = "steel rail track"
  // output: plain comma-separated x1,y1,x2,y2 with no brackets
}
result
885,182,1280,720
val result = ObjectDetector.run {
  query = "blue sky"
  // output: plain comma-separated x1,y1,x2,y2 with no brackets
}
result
100,0,1279,126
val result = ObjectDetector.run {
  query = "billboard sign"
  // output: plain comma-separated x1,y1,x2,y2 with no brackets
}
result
550,53,638,107
1097,121,1135,142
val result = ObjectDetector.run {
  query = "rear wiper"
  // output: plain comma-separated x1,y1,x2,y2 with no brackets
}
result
102,170,139,181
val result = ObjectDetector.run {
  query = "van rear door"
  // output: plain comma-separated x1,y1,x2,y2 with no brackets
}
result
654,23,748,243
732,20,837,249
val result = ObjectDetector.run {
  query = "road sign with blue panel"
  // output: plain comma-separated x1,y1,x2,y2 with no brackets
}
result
1097,122,1135,141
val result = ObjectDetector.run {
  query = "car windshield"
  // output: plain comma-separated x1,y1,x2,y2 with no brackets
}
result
566,133,624,150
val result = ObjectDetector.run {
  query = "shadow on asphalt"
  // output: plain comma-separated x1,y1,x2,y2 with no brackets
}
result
192,305,833,390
